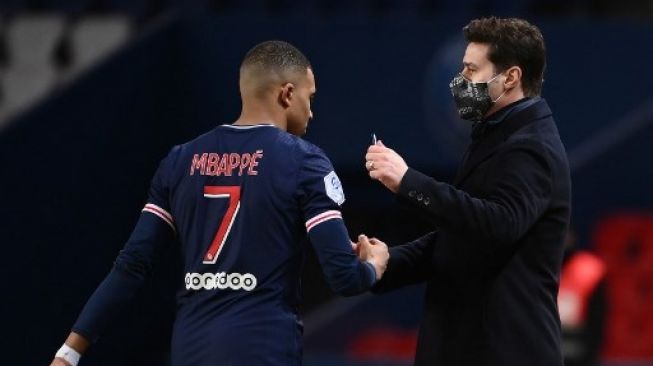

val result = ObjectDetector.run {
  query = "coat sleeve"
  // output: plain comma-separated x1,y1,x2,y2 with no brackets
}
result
397,142,554,249
372,231,438,293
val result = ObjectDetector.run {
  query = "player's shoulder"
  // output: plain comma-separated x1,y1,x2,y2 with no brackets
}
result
294,136,327,157
294,138,336,172
179,127,220,150
154,128,218,170
167,126,231,159
260,130,335,176
264,128,331,161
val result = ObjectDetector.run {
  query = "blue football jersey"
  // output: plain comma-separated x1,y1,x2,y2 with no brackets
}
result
72,123,375,366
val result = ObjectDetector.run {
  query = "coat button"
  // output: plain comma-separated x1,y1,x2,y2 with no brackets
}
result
408,190,416,198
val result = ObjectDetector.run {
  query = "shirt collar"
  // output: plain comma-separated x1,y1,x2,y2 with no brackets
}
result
471,97,540,141
485,97,539,125
220,123,276,130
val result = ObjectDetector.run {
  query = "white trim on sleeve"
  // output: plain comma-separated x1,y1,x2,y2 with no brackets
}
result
306,210,343,232
142,203,176,232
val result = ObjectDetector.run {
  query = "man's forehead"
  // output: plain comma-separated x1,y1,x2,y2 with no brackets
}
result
463,42,491,67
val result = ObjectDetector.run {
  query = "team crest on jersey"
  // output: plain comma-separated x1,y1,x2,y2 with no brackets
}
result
324,171,345,205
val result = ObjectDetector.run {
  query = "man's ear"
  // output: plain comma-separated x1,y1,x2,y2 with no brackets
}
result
504,66,522,89
279,82,295,108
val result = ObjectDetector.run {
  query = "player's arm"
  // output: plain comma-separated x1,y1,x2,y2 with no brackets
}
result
50,149,178,366
50,210,175,365
307,213,386,296
298,145,387,296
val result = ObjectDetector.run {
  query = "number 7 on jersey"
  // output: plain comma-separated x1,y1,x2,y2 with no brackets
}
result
203,186,241,264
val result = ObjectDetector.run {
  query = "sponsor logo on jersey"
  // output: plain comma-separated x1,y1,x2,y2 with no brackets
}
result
185,272,257,291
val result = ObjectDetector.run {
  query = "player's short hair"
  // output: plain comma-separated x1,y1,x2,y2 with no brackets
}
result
241,40,312,77
463,17,546,97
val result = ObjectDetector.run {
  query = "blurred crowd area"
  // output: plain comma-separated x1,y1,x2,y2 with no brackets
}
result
1,0,652,125
2,0,653,18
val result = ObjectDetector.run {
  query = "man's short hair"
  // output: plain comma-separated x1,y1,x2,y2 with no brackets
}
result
463,17,546,97
241,40,311,77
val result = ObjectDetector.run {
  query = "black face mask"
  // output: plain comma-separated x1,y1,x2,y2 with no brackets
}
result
449,73,503,122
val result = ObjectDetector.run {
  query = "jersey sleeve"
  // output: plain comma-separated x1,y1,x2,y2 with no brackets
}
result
296,145,346,232
140,149,176,232
295,144,376,296
71,148,179,342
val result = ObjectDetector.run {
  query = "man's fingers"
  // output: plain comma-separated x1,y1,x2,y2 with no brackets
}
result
373,161,391,170
366,152,390,161
365,152,384,162
369,238,384,246
365,160,375,171
368,162,391,178
367,145,385,154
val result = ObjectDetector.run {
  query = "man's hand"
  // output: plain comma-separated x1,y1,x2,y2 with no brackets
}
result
365,141,408,193
356,234,389,280
50,358,72,366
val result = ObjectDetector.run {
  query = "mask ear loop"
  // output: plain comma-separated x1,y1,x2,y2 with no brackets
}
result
492,89,508,103
489,73,509,103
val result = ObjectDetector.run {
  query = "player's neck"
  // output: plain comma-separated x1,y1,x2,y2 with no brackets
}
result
235,104,287,131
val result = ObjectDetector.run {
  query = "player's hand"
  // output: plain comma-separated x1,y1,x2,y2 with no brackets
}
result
357,234,389,280
351,240,360,255
50,358,72,366
365,141,408,193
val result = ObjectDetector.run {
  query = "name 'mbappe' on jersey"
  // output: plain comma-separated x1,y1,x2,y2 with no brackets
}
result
190,150,264,176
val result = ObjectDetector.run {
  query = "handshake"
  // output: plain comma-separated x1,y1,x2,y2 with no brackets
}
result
352,234,390,281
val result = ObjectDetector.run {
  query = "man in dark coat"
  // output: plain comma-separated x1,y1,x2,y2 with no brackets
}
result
360,17,571,366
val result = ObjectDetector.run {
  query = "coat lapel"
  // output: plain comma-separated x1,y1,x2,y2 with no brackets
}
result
453,99,553,187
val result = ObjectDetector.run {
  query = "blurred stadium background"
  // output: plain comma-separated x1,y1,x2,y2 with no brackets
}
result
1,1,652,365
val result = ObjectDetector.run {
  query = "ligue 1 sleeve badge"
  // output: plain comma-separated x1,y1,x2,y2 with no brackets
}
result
324,171,345,205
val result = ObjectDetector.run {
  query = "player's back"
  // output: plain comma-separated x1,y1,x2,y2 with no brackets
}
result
68,122,374,365
157,124,326,365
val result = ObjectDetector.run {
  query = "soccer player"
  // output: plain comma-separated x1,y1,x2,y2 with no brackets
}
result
50,40,389,366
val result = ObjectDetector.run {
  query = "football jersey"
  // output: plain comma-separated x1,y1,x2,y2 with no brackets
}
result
72,123,375,366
